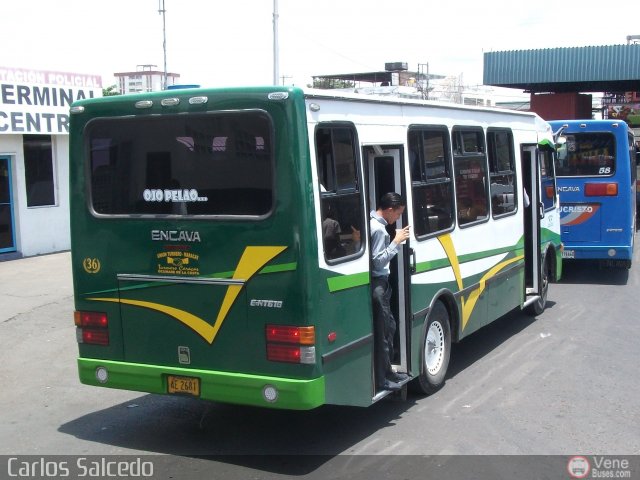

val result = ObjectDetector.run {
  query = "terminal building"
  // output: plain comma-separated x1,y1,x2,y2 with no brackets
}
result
0,67,102,259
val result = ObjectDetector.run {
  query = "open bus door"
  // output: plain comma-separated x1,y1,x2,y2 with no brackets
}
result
521,145,546,314
364,145,411,399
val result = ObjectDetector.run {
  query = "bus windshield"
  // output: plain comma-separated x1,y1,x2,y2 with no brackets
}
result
87,111,273,216
555,132,615,177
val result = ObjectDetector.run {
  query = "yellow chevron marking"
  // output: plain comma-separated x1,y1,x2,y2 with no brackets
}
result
88,297,219,342
459,255,523,330
437,234,523,331
437,234,463,291
210,246,287,343
88,246,287,344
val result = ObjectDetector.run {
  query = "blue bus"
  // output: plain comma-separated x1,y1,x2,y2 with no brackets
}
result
550,119,637,268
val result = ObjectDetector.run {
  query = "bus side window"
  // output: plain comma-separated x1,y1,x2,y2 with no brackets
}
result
315,126,364,262
409,127,454,237
540,149,557,211
487,129,517,217
453,127,490,226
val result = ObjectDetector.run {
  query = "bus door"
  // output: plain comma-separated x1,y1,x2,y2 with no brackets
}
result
364,145,411,391
521,145,543,302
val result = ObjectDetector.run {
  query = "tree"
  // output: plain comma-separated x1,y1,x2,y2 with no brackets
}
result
102,84,120,96
310,78,355,89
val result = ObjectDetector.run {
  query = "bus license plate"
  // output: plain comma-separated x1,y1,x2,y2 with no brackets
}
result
562,250,575,259
167,375,200,396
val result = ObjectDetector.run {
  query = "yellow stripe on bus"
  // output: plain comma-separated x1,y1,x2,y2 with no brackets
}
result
89,245,287,344
437,233,523,331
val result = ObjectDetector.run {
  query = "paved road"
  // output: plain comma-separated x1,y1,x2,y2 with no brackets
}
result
1,248,639,477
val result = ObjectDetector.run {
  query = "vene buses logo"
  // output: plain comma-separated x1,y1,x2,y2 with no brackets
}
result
567,456,590,478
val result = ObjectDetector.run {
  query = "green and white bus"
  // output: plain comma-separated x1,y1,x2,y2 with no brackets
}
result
69,86,562,410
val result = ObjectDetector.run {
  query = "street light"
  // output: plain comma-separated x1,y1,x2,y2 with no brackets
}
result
159,0,168,90
273,0,279,86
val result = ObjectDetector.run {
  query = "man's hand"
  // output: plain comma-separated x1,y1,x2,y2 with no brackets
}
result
393,225,411,245
351,225,361,243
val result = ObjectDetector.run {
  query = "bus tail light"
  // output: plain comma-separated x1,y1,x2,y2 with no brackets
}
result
545,186,555,199
266,324,316,364
585,182,618,197
266,325,315,345
75,311,109,346
267,344,316,364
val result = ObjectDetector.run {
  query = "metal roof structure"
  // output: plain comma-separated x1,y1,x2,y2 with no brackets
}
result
312,63,445,87
483,44,640,93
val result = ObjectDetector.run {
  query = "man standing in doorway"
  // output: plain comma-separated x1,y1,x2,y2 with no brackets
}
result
370,192,411,391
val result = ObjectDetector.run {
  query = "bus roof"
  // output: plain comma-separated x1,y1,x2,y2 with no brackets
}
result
72,85,550,134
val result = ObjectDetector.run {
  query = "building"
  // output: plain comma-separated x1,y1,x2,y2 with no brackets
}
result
311,62,528,108
114,65,180,94
483,43,640,125
0,66,102,259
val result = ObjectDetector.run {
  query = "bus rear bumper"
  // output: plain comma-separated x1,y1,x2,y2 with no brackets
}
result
561,245,633,261
78,358,325,410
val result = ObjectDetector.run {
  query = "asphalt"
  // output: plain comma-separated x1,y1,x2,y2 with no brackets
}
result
0,251,73,323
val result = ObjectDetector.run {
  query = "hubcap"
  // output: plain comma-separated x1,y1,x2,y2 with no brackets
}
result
425,320,445,375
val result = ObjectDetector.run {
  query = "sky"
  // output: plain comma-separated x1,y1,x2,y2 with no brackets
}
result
2,0,639,94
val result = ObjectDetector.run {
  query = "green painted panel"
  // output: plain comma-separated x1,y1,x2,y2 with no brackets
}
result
78,358,325,410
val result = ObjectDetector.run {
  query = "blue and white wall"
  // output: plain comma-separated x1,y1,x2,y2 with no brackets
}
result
0,67,102,258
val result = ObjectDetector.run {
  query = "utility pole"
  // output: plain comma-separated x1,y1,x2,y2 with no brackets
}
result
159,0,168,90
273,0,279,86
280,75,292,86
418,63,429,100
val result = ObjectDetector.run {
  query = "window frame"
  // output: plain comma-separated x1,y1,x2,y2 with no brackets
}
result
84,109,276,219
540,147,557,212
314,122,365,264
408,125,455,240
555,131,617,178
487,127,518,219
23,134,57,208
452,126,490,228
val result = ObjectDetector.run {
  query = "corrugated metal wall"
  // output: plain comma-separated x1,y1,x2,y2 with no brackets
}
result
484,44,640,85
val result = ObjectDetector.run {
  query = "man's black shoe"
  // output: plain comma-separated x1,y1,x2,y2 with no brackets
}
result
386,372,409,383
380,380,402,391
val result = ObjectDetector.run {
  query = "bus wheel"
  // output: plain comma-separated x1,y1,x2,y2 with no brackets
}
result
526,255,549,316
415,301,451,394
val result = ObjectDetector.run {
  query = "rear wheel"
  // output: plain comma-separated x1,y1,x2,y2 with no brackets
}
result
525,254,549,316
414,301,451,394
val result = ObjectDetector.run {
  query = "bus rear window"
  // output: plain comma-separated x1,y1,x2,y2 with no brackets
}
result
87,111,273,216
556,132,615,177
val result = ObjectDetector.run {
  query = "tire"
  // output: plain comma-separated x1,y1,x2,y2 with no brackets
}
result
414,300,451,395
525,254,549,316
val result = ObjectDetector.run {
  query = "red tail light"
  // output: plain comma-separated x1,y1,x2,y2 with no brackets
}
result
267,344,302,363
545,186,555,199
75,311,109,345
74,311,108,328
81,329,109,346
266,325,315,345
265,324,316,364
585,182,618,196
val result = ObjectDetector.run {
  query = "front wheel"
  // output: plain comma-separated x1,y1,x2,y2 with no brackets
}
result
414,301,451,394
